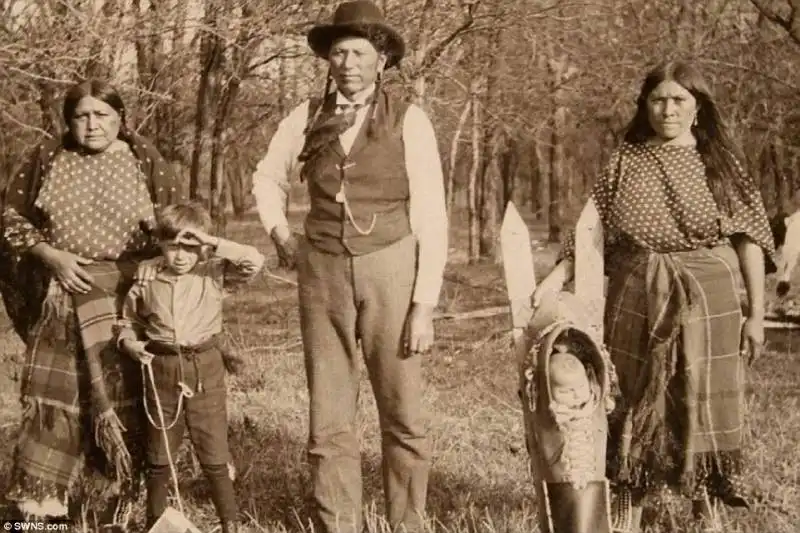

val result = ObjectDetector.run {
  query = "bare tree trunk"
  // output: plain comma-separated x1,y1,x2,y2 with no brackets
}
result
209,132,227,231
208,2,258,230
547,56,575,243
503,136,521,206
771,141,789,214
446,98,471,219
532,135,549,223
277,54,288,116
189,0,221,201
409,0,435,106
548,106,566,243
467,84,481,263
477,26,505,261
758,144,776,213
209,132,226,223
133,0,178,159
228,159,247,218
479,126,502,262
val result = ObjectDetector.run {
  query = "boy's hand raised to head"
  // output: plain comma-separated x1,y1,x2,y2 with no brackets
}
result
175,227,219,248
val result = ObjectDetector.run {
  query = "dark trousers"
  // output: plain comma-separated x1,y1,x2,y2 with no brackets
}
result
143,346,237,525
297,235,431,533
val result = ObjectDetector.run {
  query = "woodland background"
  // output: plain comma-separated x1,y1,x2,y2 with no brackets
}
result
4,0,800,256
1,2,800,532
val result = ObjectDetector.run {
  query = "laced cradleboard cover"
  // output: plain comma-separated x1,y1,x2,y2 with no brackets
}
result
518,291,619,533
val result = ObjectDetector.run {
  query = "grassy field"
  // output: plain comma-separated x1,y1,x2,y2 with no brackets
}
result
0,208,798,533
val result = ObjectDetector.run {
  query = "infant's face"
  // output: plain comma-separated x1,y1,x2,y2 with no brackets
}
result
552,386,591,407
549,345,591,407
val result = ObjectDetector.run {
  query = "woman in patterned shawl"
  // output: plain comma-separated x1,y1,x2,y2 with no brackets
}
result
0,79,186,526
533,61,775,532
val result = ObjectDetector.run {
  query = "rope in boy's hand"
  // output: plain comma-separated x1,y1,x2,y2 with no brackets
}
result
140,354,189,514
121,338,154,365
263,269,298,286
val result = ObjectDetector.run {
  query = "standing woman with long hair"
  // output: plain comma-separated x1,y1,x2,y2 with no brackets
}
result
533,60,775,532
0,79,186,527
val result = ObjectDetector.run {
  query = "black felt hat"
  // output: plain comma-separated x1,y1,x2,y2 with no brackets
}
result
307,1,405,69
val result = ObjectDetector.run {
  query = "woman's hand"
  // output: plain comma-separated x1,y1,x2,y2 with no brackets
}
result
733,235,765,367
740,316,764,366
32,243,94,294
532,273,564,309
532,259,573,309
134,257,164,286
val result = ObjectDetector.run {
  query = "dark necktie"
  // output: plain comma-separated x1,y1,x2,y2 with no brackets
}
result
299,101,369,163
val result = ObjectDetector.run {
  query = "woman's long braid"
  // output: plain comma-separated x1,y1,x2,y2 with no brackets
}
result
117,109,133,144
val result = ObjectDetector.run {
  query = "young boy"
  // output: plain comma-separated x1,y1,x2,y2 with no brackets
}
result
116,202,264,532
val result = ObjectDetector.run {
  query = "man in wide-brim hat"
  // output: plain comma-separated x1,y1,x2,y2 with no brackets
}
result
251,2,448,533
306,0,406,69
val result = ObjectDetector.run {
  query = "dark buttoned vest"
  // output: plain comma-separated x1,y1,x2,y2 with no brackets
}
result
301,89,412,256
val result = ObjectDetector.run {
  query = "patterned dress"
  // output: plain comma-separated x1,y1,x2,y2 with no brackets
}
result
559,142,775,505
11,149,156,258
0,135,185,525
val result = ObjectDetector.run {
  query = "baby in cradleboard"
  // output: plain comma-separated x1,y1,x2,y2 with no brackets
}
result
548,341,595,409
115,202,265,533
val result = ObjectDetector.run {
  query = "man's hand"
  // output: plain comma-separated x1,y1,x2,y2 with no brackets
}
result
271,225,299,270
120,338,154,365
406,303,435,356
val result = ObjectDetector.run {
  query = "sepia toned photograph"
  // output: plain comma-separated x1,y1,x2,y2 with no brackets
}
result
0,1,798,532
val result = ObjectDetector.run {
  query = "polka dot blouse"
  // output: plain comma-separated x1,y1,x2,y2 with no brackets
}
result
7,148,156,260
559,142,776,263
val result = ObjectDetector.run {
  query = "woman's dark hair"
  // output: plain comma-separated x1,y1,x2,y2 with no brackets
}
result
63,79,126,124
623,60,752,215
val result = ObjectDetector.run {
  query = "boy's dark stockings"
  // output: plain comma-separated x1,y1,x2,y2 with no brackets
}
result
145,462,238,532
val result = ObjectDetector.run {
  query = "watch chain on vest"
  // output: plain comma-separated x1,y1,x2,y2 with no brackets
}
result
298,83,414,256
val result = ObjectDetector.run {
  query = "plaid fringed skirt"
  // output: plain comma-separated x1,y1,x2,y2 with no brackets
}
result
4,261,146,524
604,243,749,505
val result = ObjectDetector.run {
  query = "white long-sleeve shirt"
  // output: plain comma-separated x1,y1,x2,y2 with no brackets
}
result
252,84,448,307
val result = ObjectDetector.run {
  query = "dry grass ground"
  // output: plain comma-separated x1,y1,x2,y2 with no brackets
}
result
0,207,798,532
